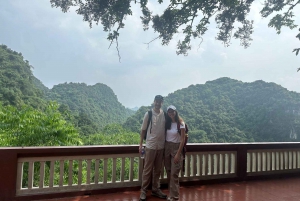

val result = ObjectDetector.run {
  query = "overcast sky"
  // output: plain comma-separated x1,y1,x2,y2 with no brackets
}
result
1,0,299,108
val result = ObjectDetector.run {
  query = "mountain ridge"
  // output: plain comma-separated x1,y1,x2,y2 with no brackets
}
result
124,77,300,142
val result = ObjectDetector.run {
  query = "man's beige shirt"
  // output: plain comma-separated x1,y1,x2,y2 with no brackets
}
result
141,109,165,150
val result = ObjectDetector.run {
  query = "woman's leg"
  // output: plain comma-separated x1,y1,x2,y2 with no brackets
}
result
169,143,182,199
164,142,172,192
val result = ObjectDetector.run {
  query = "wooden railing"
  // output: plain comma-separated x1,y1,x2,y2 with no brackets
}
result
247,149,300,175
1,143,300,201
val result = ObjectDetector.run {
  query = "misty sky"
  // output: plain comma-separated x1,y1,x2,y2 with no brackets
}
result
1,0,299,108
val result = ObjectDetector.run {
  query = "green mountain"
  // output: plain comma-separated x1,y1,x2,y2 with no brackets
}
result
0,44,134,135
47,82,135,130
0,45,46,108
124,78,300,143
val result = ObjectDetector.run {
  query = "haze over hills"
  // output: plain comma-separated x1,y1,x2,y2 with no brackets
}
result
124,78,300,142
1,44,300,142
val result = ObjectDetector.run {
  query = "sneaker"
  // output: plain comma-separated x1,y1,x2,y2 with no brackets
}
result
140,191,147,201
151,189,167,199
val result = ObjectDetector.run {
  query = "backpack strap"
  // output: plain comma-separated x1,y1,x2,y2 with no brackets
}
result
146,110,152,132
144,110,152,140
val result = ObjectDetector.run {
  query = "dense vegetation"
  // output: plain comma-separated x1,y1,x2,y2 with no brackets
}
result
47,82,134,132
124,78,300,143
0,102,82,146
0,45,46,108
0,45,136,142
1,44,300,147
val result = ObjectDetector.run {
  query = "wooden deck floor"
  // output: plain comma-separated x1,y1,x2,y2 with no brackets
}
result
39,177,300,201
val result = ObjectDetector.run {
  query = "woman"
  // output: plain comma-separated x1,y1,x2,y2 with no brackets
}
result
164,105,185,201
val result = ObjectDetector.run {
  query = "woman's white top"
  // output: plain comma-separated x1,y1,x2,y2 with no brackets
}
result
166,122,185,143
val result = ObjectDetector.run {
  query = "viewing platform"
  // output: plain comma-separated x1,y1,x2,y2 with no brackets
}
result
1,143,300,201
39,177,300,201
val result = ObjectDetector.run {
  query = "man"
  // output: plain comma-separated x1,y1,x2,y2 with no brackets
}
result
139,95,167,201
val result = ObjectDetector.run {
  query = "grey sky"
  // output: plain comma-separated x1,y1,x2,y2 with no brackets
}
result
1,0,299,108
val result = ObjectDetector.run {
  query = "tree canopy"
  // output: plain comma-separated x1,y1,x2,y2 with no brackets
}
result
47,82,135,131
50,0,299,60
0,45,46,108
124,78,300,143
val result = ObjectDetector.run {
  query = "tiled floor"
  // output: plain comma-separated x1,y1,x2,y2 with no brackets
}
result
41,177,300,201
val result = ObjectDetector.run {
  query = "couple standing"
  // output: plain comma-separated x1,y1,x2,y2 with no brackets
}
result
139,95,186,201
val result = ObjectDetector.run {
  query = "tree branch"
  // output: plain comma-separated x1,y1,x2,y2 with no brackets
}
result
144,36,160,49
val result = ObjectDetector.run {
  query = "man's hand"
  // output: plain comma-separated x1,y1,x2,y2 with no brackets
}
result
139,145,143,154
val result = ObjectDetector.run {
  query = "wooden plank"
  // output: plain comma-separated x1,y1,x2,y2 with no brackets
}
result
78,160,82,186
196,154,200,176
190,154,194,176
291,151,296,169
283,151,286,170
202,154,206,176
186,154,191,177
39,161,45,188
94,159,99,184
210,154,214,175
112,158,116,183
59,160,64,187
49,160,55,188
288,151,291,169
121,158,125,182
103,158,107,184
87,159,91,184
216,154,220,175
228,153,232,174
193,154,197,176
222,153,226,174
129,157,134,182
68,160,73,186
286,151,289,170
296,151,299,169
16,162,24,190
260,152,264,172
279,152,282,170
270,152,273,171
262,152,266,171
28,161,34,189
249,152,252,173
255,152,258,173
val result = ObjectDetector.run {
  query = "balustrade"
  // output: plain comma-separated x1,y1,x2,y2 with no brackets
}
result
2,143,300,201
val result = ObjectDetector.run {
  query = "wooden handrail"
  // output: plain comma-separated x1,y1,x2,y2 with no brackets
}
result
1,143,300,201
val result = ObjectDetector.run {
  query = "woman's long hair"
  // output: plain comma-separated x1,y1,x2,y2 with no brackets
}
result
165,110,184,131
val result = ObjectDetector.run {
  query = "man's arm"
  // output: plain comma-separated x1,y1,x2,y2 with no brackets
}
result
139,112,148,153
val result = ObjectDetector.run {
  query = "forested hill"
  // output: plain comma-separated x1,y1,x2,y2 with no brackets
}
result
0,45,46,108
124,78,300,143
0,44,134,135
47,82,134,129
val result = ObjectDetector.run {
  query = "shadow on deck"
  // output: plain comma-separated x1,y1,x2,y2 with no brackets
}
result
39,177,300,201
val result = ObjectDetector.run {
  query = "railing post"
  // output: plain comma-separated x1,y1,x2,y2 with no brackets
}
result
237,146,247,181
0,149,18,201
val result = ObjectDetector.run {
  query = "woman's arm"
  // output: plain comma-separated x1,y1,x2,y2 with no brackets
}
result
174,126,185,164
